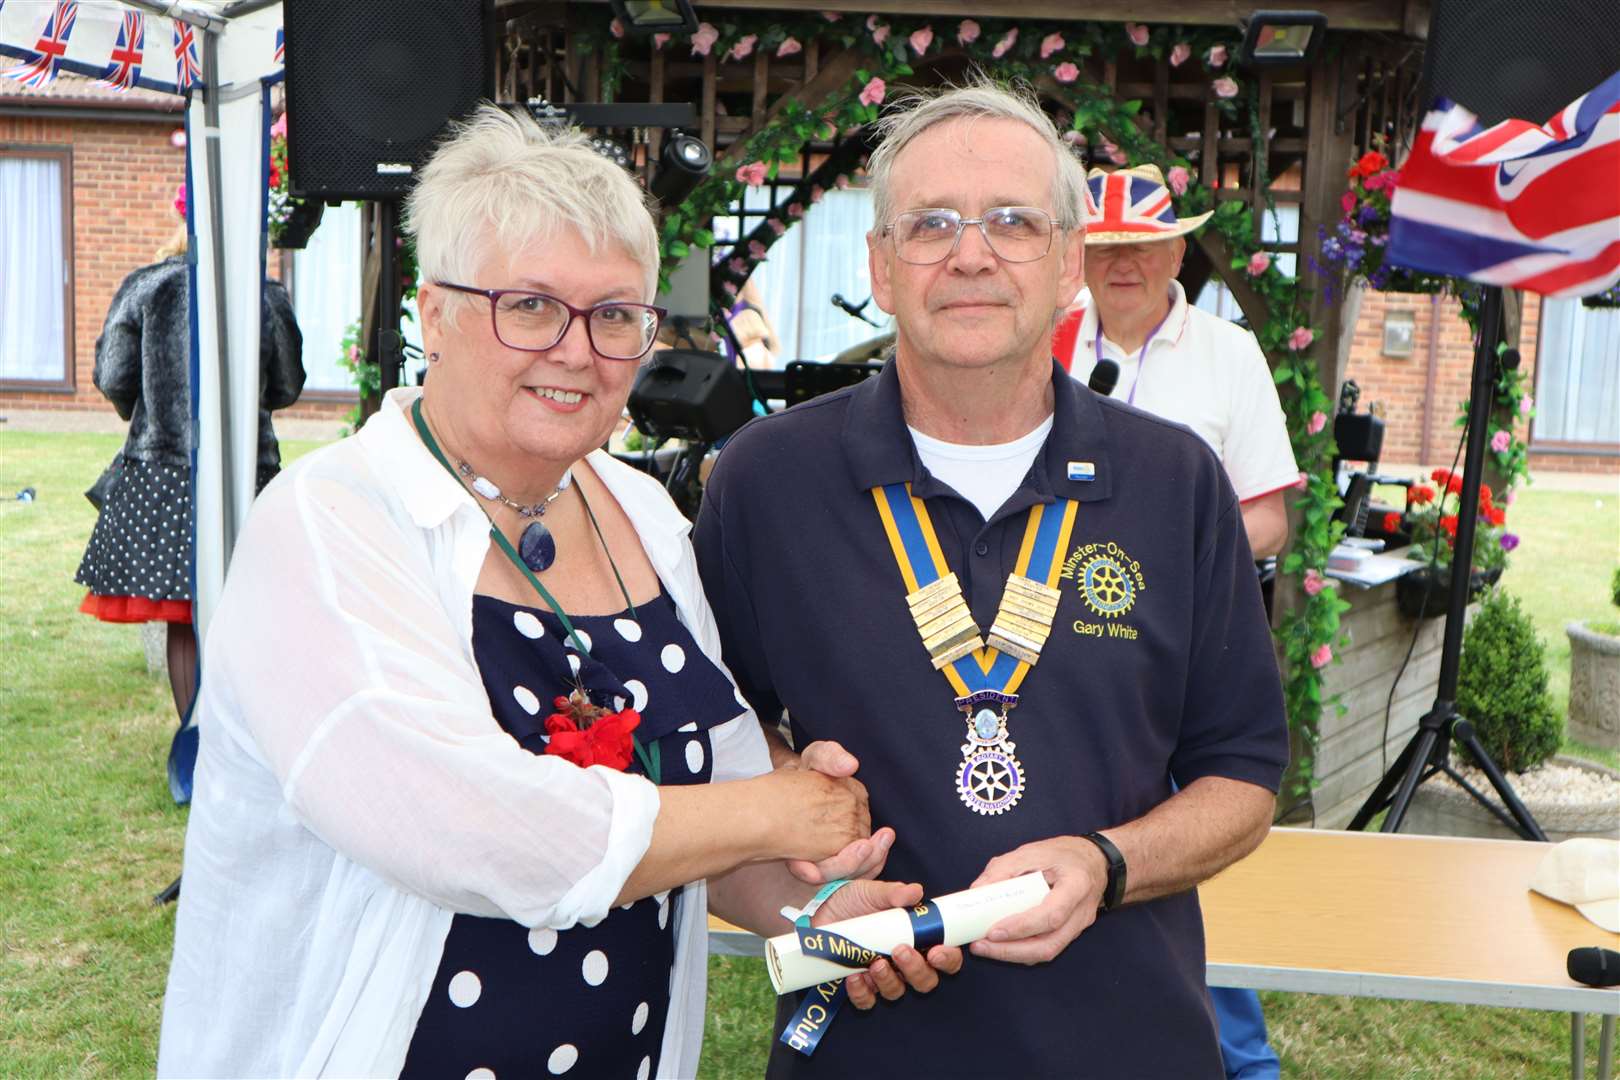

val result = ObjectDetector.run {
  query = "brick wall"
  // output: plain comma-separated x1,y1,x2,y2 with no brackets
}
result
0,101,350,422
1343,288,1617,476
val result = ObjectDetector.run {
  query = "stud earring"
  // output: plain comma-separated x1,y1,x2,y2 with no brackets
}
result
428,351,440,363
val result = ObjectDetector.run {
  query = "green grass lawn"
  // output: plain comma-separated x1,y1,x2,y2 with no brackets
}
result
1,429,1611,1077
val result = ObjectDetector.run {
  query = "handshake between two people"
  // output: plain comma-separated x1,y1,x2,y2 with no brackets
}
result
766,740,1110,1010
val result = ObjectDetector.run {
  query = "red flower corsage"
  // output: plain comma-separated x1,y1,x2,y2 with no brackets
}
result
543,690,642,772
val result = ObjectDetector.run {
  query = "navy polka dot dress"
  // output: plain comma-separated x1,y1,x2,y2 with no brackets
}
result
399,590,747,1080
74,459,277,612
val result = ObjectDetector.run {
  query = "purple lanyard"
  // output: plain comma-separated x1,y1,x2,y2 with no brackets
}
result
1094,303,1172,406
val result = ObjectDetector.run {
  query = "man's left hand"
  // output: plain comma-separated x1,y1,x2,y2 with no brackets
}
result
966,837,1109,965
812,880,964,1009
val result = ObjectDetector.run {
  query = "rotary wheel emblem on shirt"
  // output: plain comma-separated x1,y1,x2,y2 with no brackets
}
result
957,706,1025,815
1080,554,1136,619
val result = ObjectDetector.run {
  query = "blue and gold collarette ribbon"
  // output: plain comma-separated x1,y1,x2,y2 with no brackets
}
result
873,484,1078,815
870,484,1077,700
779,884,947,1057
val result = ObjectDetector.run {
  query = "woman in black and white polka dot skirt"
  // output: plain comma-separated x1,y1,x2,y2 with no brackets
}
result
75,210,304,799
158,106,959,1080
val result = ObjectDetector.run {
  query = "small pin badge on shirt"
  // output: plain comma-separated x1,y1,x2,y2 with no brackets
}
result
1067,461,1096,482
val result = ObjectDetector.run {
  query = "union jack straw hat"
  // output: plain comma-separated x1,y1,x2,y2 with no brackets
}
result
1083,164,1212,245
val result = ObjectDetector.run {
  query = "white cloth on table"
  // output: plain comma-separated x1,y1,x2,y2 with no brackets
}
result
158,386,771,1079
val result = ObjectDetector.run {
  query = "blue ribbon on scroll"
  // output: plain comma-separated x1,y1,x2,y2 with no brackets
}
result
778,900,947,1056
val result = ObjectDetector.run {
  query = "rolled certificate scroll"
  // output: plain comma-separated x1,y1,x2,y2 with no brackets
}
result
766,871,1050,994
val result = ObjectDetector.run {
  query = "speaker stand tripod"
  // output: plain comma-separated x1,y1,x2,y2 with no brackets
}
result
1346,286,1546,841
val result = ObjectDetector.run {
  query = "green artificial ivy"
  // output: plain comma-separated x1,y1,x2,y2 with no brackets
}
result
580,13,1356,794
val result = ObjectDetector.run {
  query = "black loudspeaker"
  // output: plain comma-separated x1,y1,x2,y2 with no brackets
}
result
282,0,491,201
1421,0,1618,126
1333,413,1384,464
628,350,755,444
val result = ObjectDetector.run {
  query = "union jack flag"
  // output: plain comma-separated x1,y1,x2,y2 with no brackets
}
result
274,27,284,65
173,20,202,89
100,11,146,91
2,1,79,89
1388,69,1620,299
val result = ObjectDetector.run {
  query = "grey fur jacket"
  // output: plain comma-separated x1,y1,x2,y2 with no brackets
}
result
92,256,305,471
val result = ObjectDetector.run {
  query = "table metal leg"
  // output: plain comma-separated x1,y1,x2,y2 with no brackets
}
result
1575,1013,1586,1080
1599,1014,1614,1080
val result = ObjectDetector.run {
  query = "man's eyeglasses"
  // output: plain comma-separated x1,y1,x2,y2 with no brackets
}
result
882,206,1065,265
436,282,666,361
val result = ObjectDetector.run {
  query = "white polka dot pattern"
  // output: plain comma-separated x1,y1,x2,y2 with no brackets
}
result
512,686,540,715
448,970,482,1007
582,950,609,986
637,1055,651,1080
613,617,642,642
527,927,557,956
660,643,686,673
685,740,705,774
632,1001,650,1035
512,611,545,639
547,1043,578,1074
466,1069,496,1080
625,679,649,712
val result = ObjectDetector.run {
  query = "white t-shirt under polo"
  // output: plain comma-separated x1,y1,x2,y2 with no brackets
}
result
1061,281,1300,503
909,415,1055,521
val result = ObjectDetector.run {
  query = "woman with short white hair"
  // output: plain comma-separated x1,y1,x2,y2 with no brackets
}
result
157,104,937,1079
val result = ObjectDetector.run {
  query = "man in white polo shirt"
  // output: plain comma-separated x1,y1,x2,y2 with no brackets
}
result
1054,164,1298,559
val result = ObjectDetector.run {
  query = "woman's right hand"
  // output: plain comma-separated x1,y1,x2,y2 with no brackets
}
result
760,765,872,865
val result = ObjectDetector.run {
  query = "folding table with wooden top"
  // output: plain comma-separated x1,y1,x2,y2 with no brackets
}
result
709,827,1620,1077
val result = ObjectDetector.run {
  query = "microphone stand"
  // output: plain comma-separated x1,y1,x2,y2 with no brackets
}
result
1346,286,1545,839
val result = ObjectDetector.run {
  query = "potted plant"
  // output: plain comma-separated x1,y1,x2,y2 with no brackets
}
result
1565,567,1620,750
1392,469,1517,618
268,112,323,249
1407,588,1619,840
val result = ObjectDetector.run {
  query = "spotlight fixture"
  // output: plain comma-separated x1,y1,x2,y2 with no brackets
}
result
609,0,699,36
586,134,633,171
651,130,712,206
1238,10,1328,67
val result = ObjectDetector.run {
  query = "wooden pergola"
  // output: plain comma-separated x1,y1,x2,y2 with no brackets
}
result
488,0,1431,399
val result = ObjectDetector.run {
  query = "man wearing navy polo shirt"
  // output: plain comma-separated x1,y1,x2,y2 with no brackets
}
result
696,80,1289,1078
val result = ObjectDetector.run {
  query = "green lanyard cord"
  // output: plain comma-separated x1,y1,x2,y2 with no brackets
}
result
410,398,661,783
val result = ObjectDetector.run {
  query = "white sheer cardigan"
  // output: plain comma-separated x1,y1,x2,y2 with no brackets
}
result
158,387,771,1078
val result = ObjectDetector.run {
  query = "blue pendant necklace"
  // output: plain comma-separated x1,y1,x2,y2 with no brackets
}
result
452,457,570,572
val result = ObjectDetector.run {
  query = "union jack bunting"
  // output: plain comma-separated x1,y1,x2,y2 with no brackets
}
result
1388,70,1620,299
173,20,202,89
100,10,146,91
2,0,79,89
274,27,284,65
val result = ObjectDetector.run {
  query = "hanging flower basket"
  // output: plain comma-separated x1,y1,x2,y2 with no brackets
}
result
1396,564,1502,619
272,197,324,249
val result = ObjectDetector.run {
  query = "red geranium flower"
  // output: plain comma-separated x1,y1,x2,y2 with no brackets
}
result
1446,474,1463,495
1347,150,1388,179
543,690,641,772
1408,484,1436,506
1383,511,1402,533
1430,468,1452,485
1440,514,1458,538
1487,506,1506,527
1478,483,1493,506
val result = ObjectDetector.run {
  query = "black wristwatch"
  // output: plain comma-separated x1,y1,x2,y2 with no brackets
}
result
1080,831,1126,912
